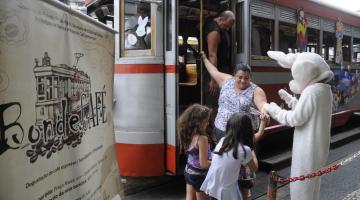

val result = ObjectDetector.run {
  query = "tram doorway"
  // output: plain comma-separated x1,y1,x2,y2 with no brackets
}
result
178,0,231,113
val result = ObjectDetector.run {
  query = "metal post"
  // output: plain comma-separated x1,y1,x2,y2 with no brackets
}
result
267,171,278,200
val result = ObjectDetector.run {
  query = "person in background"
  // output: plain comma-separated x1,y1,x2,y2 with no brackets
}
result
200,113,259,200
178,104,212,200
203,10,235,128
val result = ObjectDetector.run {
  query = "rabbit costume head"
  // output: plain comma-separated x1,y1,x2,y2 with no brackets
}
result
267,51,334,94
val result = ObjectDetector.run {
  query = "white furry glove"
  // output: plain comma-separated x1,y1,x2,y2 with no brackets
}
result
278,89,298,109
263,102,282,117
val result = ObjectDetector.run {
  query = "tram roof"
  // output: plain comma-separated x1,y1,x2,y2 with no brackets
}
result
309,0,360,18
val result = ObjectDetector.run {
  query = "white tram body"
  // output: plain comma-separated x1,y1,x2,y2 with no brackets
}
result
107,0,360,176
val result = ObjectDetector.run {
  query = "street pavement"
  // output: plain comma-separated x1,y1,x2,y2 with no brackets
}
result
342,188,360,200
125,138,360,200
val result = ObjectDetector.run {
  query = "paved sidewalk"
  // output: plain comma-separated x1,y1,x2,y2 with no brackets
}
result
342,188,360,200
124,139,360,200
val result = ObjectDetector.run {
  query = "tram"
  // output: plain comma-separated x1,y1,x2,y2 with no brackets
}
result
86,0,360,176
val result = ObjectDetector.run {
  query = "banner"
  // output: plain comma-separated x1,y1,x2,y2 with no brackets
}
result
335,18,344,65
296,9,308,53
0,0,123,200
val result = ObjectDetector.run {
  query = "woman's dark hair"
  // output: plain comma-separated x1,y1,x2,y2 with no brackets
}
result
213,113,254,159
233,63,252,76
177,104,210,154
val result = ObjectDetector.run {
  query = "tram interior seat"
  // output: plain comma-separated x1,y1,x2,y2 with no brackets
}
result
178,35,199,86
179,64,197,86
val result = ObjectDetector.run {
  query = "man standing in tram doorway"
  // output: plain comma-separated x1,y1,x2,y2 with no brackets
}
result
203,10,235,133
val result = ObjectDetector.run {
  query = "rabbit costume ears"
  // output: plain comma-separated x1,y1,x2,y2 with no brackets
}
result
267,51,334,94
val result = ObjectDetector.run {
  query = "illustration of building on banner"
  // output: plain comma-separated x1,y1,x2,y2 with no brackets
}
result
33,52,91,127
26,52,106,163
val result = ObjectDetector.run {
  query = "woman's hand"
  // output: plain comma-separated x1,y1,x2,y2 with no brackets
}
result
259,104,270,125
259,112,270,125
249,107,270,123
200,51,207,61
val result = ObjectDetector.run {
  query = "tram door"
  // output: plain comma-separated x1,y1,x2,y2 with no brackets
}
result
232,0,251,64
164,0,178,174
114,0,165,176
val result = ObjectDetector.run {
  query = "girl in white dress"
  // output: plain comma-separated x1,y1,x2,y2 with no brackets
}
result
201,113,259,200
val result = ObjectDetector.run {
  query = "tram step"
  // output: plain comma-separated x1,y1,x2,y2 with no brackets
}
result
330,126,360,149
259,126,360,172
259,150,292,172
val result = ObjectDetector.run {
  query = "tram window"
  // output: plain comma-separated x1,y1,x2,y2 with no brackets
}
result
306,28,320,53
251,16,274,59
322,31,336,62
123,1,151,50
353,38,360,63
278,22,296,54
179,36,198,63
342,35,351,62
178,36,198,84
166,0,172,51
187,37,198,63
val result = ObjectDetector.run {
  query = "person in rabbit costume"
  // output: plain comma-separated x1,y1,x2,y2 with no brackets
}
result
264,51,334,200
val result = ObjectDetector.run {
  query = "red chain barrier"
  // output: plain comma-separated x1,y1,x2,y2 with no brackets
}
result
266,150,360,198
276,163,340,184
